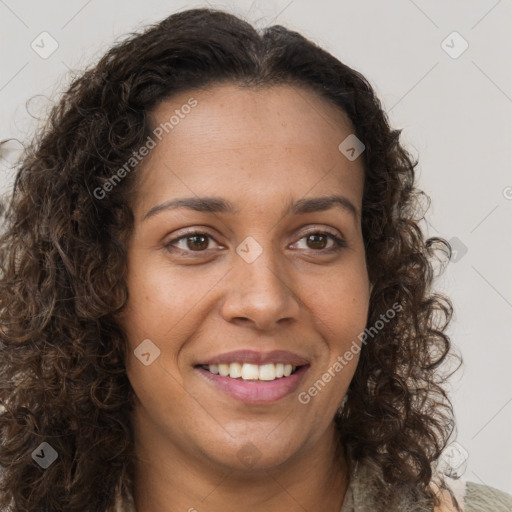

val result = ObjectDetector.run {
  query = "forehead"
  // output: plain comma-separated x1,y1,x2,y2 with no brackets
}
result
135,83,364,216
149,83,355,155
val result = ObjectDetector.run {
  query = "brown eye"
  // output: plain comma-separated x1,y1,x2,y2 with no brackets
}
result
185,234,209,251
306,233,328,250
165,232,216,253
293,231,346,253
166,230,345,256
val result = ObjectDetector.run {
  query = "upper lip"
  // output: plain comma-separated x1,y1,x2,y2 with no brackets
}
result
196,350,310,367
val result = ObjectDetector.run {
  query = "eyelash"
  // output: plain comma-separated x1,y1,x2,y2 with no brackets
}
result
164,229,347,256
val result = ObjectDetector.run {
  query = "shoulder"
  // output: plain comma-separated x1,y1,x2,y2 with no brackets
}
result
463,481,512,512
433,477,512,512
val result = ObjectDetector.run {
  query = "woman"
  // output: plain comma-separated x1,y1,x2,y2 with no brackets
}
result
1,7,511,512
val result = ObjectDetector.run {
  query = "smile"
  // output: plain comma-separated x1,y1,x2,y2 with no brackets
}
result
195,364,309,404
201,362,298,381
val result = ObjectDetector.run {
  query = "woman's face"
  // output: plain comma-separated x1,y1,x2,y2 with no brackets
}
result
120,83,370,471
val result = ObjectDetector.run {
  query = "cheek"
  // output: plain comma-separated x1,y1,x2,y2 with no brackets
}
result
120,258,220,390
121,259,193,343
310,267,370,347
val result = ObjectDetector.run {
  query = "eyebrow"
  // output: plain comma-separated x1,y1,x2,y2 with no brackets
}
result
143,194,359,222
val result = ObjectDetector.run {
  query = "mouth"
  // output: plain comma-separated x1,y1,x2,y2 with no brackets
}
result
197,362,302,381
194,350,310,403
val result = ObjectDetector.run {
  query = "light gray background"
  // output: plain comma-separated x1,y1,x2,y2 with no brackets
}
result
1,0,511,495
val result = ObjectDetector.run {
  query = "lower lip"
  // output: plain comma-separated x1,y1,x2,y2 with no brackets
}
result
196,365,309,404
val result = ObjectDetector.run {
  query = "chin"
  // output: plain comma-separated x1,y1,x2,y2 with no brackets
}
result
200,432,304,472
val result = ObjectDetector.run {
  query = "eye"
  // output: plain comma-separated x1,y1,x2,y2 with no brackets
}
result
292,230,347,253
165,231,221,253
164,229,346,255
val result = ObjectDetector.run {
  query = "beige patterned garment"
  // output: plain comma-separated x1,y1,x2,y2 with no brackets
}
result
338,458,512,512
115,458,512,512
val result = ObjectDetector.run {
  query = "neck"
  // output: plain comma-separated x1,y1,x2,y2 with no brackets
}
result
131,417,349,512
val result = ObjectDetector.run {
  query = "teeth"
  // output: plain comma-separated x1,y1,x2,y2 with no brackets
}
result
218,363,229,377
204,362,299,380
258,363,276,381
241,363,259,380
229,362,242,378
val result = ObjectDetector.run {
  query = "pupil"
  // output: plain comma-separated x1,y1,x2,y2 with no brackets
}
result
308,234,325,249
188,235,208,250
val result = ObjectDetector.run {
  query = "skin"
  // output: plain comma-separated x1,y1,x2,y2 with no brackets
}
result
118,83,371,512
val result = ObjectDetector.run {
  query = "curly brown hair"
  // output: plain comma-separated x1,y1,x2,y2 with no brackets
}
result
0,7,460,512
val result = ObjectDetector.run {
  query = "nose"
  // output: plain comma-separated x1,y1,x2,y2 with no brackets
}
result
220,244,300,331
